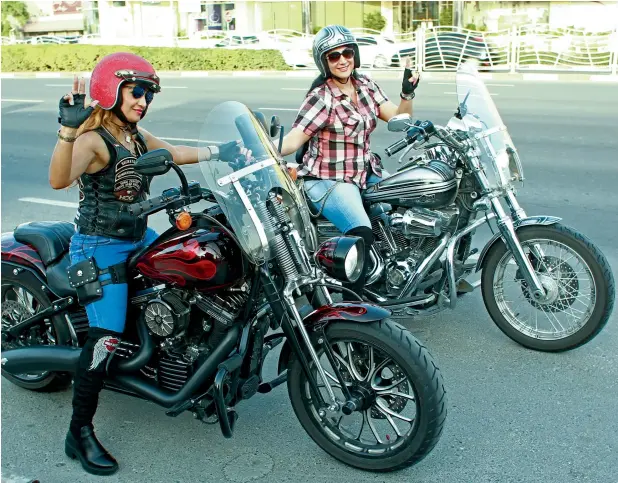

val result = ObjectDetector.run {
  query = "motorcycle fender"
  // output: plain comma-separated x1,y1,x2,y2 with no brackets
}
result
1,232,46,276
475,215,562,272
277,303,391,375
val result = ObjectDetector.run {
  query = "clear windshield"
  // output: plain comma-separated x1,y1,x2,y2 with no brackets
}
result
198,101,316,263
456,62,524,188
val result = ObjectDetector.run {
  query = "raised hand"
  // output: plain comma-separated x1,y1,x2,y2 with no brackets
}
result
58,75,99,128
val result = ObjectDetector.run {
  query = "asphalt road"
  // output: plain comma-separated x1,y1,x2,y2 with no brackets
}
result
1,76,617,483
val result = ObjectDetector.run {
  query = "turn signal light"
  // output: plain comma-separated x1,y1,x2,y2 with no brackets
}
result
287,166,298,181
175,212,192,230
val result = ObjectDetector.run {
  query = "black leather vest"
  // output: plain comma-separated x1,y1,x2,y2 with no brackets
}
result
75,127,150,241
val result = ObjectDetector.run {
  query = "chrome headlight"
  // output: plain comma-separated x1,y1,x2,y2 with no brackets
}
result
314,236,365,283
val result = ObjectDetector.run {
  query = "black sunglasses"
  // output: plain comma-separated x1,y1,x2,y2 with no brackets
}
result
326,48,355,63
130,84,155,104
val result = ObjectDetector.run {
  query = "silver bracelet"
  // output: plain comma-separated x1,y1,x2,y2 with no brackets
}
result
208,145,220,161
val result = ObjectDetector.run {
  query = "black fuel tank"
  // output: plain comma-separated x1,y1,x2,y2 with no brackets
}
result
363,160,457,209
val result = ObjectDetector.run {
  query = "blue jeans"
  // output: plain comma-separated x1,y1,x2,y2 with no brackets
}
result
69,228,159,333
303,172,389,233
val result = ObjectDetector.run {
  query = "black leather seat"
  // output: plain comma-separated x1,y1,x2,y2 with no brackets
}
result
13,221,75,266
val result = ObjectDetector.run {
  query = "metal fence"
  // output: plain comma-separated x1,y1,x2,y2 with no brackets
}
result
3,24,617,74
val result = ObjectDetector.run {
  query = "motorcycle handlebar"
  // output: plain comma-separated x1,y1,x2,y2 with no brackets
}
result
126,195,167,217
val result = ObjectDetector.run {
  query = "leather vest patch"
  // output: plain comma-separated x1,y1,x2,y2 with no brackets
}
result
114,157,143,202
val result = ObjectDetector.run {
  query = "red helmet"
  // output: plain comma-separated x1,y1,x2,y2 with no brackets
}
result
89,52,160,110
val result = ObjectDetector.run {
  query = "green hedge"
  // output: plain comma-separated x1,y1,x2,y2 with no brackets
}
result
1,45,291,72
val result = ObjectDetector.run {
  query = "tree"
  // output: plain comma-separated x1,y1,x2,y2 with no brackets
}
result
1,1,30,37
364,12,386,32
439,4,453,27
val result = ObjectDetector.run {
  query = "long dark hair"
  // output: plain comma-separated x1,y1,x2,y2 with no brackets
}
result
306,70,361,96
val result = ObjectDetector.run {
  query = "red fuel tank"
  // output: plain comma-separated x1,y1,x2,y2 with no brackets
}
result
135,227,244,290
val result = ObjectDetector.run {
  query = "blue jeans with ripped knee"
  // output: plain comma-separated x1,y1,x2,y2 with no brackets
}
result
302,172,389,234
69,228,159,333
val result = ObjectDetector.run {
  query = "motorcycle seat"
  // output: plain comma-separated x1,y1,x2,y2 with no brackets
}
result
13,221,75,266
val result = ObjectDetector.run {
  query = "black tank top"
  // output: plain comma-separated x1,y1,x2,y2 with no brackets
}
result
75,127,151,240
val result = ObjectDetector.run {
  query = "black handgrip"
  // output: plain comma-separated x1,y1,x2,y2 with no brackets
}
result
127,195,165,217
385,138,409,157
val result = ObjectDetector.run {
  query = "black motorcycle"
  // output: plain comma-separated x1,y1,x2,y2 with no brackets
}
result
306,62,614,352
1,102,446,472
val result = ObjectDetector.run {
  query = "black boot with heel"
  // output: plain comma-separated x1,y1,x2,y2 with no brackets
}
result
66,328,121,476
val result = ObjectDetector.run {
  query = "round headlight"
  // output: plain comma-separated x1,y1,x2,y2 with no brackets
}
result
344,245,359,279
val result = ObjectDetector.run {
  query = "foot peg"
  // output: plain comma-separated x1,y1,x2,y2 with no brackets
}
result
258,372,288,394
456,279,475,294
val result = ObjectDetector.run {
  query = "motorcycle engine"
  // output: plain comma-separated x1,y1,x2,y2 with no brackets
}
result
389,206,459,238
127,285,249,393
143,290,191,337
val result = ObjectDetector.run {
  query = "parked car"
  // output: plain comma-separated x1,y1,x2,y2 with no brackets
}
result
354,35,400,68
392,31,504,70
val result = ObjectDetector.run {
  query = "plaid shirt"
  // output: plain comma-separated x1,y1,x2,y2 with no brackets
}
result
292,74,389,188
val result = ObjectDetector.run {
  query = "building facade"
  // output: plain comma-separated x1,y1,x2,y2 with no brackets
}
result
37,1,617,41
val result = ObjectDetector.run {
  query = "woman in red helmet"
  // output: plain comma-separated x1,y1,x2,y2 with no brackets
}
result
50,52,240,476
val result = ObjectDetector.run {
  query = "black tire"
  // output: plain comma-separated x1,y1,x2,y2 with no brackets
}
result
481,224,615,352
1,268,72,391
287,318,447,472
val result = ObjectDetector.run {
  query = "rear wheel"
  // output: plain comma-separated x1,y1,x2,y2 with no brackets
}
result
287,319,446,472
1,269,72,391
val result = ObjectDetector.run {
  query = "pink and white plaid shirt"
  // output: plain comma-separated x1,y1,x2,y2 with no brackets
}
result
292,74,390,188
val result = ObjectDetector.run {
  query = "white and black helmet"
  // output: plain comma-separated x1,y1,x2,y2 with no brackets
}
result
312,25,360,77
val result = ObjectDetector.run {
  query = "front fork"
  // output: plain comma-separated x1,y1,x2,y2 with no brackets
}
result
260,268,344,413
490,192,546,300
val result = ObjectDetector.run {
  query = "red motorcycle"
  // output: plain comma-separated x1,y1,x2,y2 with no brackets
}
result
1,102,446,472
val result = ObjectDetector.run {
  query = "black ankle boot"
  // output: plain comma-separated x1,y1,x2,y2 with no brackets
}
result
65,426,118,475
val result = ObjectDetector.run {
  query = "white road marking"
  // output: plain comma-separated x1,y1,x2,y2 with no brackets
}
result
36,72,62,78
19,197,78,208
1,98,44,103
430,82,514,87
443,91,499,96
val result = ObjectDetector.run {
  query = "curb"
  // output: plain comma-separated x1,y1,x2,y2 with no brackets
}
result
1,70,617,82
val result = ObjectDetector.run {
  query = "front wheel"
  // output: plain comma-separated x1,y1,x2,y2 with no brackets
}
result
481,223,615,352
287,319,446,472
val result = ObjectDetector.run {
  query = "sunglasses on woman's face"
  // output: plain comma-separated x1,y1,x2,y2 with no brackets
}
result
326,48,355,63
130,84,155,104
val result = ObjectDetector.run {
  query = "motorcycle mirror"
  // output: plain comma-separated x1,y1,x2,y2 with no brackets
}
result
387,114,414,132
135,149,173,176
270,115,281,138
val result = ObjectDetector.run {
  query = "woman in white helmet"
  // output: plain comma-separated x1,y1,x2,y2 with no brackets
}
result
280,25,420,296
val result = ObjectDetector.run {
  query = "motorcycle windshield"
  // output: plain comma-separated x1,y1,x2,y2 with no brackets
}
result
456,62,524,188
198,101,316,264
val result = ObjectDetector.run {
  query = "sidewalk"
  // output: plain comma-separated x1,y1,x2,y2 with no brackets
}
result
1,70,617,82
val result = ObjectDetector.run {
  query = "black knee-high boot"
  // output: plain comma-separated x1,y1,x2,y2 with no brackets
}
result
344,226,374,300
65,327,120,476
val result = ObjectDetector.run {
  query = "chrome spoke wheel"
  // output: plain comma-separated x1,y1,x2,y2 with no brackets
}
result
305,339,419,455
492,238,596,341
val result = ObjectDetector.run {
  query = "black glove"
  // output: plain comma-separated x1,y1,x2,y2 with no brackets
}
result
58,93,95,128
401,68,420,98
218,140,241,161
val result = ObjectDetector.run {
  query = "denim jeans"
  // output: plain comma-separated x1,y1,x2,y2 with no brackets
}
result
303,171,389,234
69,228,159,333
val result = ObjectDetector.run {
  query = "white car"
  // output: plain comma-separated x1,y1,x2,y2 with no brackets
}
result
354,35,400,68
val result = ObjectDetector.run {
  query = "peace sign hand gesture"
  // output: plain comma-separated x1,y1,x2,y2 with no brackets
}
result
58,75,99,128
